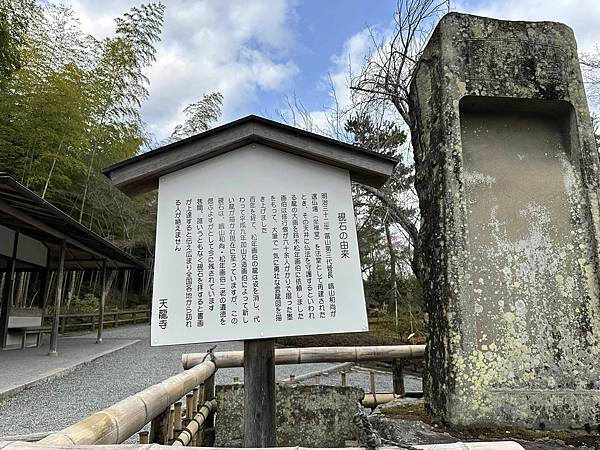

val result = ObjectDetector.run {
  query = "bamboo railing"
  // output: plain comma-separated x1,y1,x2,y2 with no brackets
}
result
33,345,426,448
44,309,151,333
182,345,426,369
40,360,216,446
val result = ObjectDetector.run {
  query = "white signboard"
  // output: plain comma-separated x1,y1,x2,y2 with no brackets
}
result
151,144,367,345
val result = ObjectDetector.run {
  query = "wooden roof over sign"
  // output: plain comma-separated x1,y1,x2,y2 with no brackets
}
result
103,115,399,196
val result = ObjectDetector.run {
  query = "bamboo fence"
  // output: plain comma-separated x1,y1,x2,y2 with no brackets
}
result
39,360,216,446
182,345,426,369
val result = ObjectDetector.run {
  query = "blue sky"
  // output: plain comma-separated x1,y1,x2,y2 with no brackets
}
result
66,0,600,144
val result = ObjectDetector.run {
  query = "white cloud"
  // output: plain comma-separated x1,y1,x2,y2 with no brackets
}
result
62,0,299,141
453,0,600,52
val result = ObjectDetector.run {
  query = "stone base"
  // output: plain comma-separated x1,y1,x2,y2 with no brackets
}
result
215,384,364,447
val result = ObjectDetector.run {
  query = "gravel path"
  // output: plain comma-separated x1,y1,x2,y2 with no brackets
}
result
0,324,421,439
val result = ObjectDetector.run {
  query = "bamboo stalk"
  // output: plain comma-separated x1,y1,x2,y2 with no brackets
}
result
279,362,353,384
172,399,217,447
40,360,216,445
167,407,174,443
173,402,182,431
192,388,199,413
182,345,426,369
362,393,399,408
186,394,194,420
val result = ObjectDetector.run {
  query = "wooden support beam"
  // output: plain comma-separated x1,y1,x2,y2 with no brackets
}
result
48,239,65,356
392,358,405,397
0,199,105,260
96,261,106,344
0,230,18,349
244,339,276,448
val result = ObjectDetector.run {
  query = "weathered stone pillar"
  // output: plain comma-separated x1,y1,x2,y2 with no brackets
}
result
409,13,600,429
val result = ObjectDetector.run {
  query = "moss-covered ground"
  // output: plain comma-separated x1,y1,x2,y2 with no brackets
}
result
382,402,600,448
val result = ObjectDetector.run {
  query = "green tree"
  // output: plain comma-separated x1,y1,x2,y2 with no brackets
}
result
170,92,224,141
0,0,38,88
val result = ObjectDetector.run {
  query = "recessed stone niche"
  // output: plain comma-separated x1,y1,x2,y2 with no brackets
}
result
409,13,600,429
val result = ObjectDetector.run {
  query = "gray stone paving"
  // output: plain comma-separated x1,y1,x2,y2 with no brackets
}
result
0,324,421,440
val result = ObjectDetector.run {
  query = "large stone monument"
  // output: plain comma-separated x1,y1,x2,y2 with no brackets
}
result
409,13,600,428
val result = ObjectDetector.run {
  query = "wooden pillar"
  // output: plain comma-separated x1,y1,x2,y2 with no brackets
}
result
392,358,405,397
96,260,107,344
48,239,66,356
244,338,276,447
0,230,19,349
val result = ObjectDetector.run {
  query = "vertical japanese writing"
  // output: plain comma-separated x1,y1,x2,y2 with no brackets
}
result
218,197,227,325
291,195,304,320
260,195,267,234
312,193,326,319
271,195,282,322
207,198,215,312
196,199,204,327
185,199,193,327
322,193,337,318
174,200,182,252
239,197,249,324
165,190,352,335
338,212,349,258
302,194,314,320
158,298,168,329
281,195,293,321
229,198,238,325
251,231,260,323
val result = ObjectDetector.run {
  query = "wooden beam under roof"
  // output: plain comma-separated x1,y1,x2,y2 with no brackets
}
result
103,115,399,196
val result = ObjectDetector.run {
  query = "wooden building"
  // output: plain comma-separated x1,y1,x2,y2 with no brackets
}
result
0,173,144,353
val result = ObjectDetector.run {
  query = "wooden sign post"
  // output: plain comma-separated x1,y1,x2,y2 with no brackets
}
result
244,339,276,447
104,115,397,447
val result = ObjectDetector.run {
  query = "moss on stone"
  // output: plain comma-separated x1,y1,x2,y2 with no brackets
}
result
382,401,600,447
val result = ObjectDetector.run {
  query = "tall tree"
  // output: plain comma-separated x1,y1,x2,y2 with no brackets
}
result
170,92,223,141
351,0,450,282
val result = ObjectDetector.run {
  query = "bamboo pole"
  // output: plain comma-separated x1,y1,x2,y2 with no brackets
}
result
172,399,217,447
182,345,426,369
40,360,216,446
279,362,353,384
173,402,182,432
369,371,376,393
362,393,399,408
167,407,174,443
192,388,199,413
186,394,194,420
